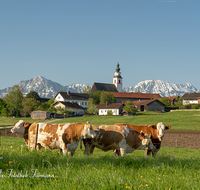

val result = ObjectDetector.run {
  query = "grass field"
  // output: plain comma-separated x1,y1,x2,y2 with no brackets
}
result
0,136,200,190
52,111,200,131
1,111,200,189
1,111,200,130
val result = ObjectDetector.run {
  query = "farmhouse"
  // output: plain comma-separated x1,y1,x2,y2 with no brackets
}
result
111,92,161,103
54,91,90,108
96,102,124,116
182,92,200,105
132,99,165,112
51,101,85,116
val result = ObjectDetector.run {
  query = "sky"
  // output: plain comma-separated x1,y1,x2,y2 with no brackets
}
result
1,0,200,90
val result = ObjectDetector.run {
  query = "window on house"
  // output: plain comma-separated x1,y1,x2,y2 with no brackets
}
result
85,102,87,105
82,102,84,105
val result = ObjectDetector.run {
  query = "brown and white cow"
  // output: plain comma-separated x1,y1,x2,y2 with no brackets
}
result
114,122,171,157
28,121,96,156
83,125,154,157
11,120,32,145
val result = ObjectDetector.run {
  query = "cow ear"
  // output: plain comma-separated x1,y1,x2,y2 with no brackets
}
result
140,132,144,137
151,125,157,129
166,125,171,130
14,122,17,126
24,122,30,127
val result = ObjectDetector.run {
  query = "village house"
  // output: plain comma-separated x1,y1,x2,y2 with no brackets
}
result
111,92,161,103
51,101,85,116
182,92,200,105
54,91,90,108
96,102,124,116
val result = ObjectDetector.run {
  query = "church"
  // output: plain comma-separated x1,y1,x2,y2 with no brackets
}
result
91,62,165,114
91,62,122,93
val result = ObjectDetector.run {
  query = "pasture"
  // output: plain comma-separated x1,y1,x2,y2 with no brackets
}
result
0,111,200,189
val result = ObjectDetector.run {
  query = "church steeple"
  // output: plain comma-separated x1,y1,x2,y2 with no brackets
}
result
113,61,123,92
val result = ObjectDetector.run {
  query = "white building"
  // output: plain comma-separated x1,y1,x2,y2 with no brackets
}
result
96,102,124,116
54,91,90,108
113,61,123,92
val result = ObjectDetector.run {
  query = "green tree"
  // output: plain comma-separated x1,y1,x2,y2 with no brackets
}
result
83,85,91,94
5,85,23,117
91,91,101,105
123,101,137,114
0,98,7,115
87,98,98,115
159,97,171,107
38,99,55,111
21,98,41,116
174,97,183,109
26,91,40,101
100,91,116,104
107,110,113,116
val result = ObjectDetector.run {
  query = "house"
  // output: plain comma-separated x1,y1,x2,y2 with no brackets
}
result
182,92,200,105
54,91,90,108
131,99,165,112
31,110,51,119
96,102,124,116
51,101,85,116
111,92,161,103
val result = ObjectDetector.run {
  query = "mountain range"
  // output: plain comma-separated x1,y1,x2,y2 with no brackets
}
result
0,76,199,98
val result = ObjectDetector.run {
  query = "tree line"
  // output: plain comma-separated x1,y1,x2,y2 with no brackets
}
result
0,85,56,117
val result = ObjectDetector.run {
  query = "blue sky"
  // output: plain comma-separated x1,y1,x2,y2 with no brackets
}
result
1,0,200,90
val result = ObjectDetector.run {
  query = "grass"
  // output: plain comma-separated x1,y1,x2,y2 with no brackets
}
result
53,111,200,131
0,117,54,128
1,111,200,130
0,136,200,189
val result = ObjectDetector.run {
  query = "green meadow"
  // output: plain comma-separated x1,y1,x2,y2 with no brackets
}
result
0,111,200,189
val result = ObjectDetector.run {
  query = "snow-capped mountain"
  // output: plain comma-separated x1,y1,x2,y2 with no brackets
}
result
0,76,90,98
0,77,199,98
124,80,199,97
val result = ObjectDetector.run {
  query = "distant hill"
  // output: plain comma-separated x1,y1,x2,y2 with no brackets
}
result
0,76,199,98
0,76,90,98
124,80,199,97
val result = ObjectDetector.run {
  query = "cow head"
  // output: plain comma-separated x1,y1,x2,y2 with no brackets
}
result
82,121,96,139
155,122,171,141
140,132,155,150
11,120,30,138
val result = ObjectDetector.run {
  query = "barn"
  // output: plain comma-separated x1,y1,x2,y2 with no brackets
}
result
132,99,165,112
31,110,51,119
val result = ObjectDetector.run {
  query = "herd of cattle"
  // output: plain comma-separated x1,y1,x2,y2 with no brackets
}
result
11,120,171,157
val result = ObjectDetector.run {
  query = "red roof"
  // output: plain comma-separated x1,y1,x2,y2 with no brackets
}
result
132,99,165,106
165,96,179,101
111,92,161,99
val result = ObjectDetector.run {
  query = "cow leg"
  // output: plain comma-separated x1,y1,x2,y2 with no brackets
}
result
79,139,82,149
84,145,95,155
67,150,75,156
113,149,120,157
36,144,41,151
152,148,159,158
120,148,126,157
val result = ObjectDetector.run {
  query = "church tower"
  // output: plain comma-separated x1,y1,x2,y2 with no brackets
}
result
113,61,123,92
